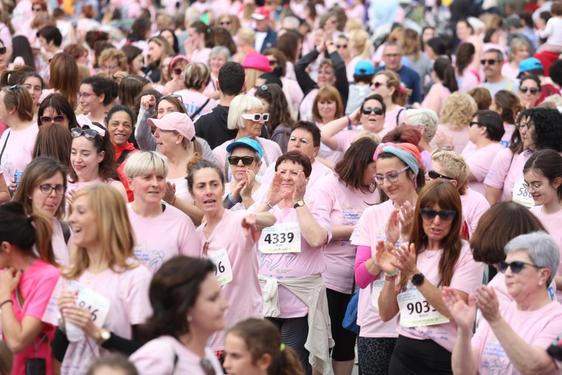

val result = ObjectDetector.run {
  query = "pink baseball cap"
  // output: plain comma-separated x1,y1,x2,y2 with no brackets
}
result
148,112,195,140
252,6,271,21
242,52,272,73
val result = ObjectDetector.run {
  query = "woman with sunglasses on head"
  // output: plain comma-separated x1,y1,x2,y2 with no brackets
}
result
162,55,189,95
0,201,60,375
351,142,425,375
0,85,37,190
255,83,295,154
524,149,562,301
321,94,386,155
377,180,483,374
461,110,505,196
447,231,562,375
68,119,126,203
130,256,226,374
37,93,78,129
223,138,263,210
21,70,43,115
485,107,562,206
187,158,275,355
51,184,152,375
371,70,410,135
13,157,70,264
519,74,542,109
213,94,281,181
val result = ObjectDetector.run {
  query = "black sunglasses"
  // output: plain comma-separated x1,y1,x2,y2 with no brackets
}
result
520,86,539,95
71,127,99,139
427,170,455,180
0,47,6,55
498,260,541,274
228,156,255,166
372,81,386,89
40,115,66,124
362,107,384,116
481,59,498,65
420,207,456,221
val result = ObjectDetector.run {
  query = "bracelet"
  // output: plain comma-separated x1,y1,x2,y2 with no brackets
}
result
0,299,12,309
346,115,352,128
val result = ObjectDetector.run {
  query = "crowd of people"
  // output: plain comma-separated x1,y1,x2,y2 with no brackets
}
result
2,0,562,374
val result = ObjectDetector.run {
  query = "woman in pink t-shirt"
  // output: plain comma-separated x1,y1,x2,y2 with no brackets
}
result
421,57,457,116
491,90,521,148
447,231,562,375
524,150,562,300
12,157,70,265
130,256,226,375
187,159,275,353
0,202,60,375
432,92,477,154
53,185,152,375
371,70,409,135
311,85,344,165
378,180,483,374
124,151,199,273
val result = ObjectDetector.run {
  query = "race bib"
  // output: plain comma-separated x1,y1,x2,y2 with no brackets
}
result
259,222,301,254
512,177,535,208
208,248,233,286
370,279,386,312
397,287,449,327
66,281,111,341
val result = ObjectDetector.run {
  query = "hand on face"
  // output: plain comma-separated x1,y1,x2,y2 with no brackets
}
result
0,267,21,299
392,243,418,280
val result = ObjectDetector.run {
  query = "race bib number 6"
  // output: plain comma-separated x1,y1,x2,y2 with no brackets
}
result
208,248,233,286
259,222,301,254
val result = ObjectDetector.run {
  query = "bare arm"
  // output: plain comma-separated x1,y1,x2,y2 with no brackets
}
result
1,303,44,353
296,204,329,248
485,185,502,205
330,224,354,241
378,275,400,321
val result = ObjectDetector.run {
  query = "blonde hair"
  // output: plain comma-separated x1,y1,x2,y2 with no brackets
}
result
124,151,168,179
440,92,477,130
431,150,469,194
227,94,263,130
243,68,261,93
64,184,136,279
99,48,128,72
349,29,372,59
236,28,256,47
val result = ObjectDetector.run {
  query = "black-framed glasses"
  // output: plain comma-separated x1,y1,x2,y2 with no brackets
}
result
520,86,539,95
38,184,66,195
40,115,66,124
241,113,269,122
427,170,455,180
498,260,541,274
362,107,384,116
372,81,387,89
420,208,456,221
228,155,255,166
374,166,409,184
481,59,498,65
71,127,99,139
200,358,216,375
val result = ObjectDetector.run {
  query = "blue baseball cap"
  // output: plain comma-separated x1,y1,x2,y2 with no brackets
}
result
354,60,375,76
519,57,543,75
226,137,264,158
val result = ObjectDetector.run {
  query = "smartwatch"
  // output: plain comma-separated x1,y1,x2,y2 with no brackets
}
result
411,273,425,287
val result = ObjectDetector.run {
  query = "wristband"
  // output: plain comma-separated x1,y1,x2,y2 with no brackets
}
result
346,115,352,128
0,299,12,309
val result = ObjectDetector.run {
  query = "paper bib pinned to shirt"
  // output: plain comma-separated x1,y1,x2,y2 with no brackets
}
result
258,222,302,254
397,287,449,327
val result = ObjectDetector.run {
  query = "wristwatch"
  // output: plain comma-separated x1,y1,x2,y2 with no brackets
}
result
293,200,305,209
97,328,111,345
411,273,425,287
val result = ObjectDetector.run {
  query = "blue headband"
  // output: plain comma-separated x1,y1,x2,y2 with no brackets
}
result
374,144,420,175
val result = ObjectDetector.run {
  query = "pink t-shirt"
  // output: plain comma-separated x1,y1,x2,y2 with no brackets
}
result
59,263,152,375
173,89,217,122
421,82,451,116
52,219,69,266
0,124,38,183
383,106,405,136
10,260,60,375
350,199,399,338
130,336,224,375
433,124,470,155
458,68,481,93
397,241,484,351
473,300,562,375
501,123,515,148
282,77,304,117
461,187,490,237
213,137,282,181
484,149,533,202
197,209,262,350
259,198,331,318
299,88,318,122
128,203,200,273
167,176,192,204
462,142,504,196
313,172,380,294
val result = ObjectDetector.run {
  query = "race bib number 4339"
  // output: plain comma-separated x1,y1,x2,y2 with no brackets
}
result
259,222,301,254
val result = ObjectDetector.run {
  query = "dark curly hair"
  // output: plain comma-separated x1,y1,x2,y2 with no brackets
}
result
513,108,562,153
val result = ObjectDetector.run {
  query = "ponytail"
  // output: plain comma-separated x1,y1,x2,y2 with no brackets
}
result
434,56,458,93
278,345,304,375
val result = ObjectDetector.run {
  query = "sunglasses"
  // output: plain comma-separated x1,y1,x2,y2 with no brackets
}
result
38,183,65,195
374,166,409,184
228,155,255,166
362,107,384,116
481,59,498,65
219,21,231,26
0,47,6,55
173,68,183,75
427,170,454,180
520,86,539,95
40,115,65,124
241,113,269,122
71,127,100,139
498,260,541,274
372,81,387,89
336,44,348,49
420,207,456,221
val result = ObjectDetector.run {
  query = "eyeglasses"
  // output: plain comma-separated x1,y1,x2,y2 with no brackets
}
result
219,21,231,26
71,127,100,139
0,47,6,55
523,181,543,191
420,207,456,221
515,122,531,130
200,358,216,375
520,86,539,95
362,107,384,116
38,183,66,195
480,59,498,65
173,68,183,75
498,260,541,274
289,136,310,145
228,155,256,166
371,81,387,89
241,113,269,122
374,166,409,184
427,170,455,180
336,44,348,49
40,115,66,124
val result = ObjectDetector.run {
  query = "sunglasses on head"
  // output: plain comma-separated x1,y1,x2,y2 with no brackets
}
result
498,260,541,274
228,155,255,166
362,107,384,116
420,207,456,221
71,127,100,139
427,170,454,180
241,113,269,122
520,86,539,95
481,59,498,65
40,115,65,124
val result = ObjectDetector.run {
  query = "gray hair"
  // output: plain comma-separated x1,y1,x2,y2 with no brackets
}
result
124,151,168,179
227,94,264,130
403,108,438,142
209,46,231,61
504,231,559,284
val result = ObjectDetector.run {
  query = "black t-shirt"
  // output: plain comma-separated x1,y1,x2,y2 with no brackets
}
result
195,105,236,149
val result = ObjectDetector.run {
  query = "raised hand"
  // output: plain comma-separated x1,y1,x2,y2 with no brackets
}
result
385,209,400,244
398,201,414,239
474,286,501,324
292,171,308,202
163,182,176,204
0,267,21,299
443,287,476,332
375,240,399,275
140,95,156,111
240,170,256,199
392,243,418,279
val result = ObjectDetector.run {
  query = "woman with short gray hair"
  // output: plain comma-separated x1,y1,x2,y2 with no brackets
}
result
446,231,562,375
